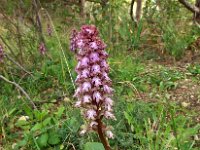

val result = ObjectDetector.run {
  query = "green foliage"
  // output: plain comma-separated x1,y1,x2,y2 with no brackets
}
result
123,101,200,150
148,68,182,91
84,142,105,150
1,104,82,149
143,0,198,59
1,0,200,149
37,133,48,147
188,64,200,75
161,22,195,59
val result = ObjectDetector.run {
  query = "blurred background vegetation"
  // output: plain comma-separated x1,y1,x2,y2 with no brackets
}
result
0,0,200,150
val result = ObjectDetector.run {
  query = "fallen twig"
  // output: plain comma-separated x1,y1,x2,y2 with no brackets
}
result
0,35,16,57
5,54,33,76
0,75,37,109
118,81,143,99
0,35,32,76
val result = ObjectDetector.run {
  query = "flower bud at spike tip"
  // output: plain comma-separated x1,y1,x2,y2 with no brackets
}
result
47,24,53,36
0,45,4,63
39,42,46,55
70,25,115,144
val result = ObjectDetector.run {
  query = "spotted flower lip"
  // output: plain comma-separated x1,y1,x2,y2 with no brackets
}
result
104,111,116,120
90,121,98,128
92,77,102,87
103,85,113,94
82,95,92,103
100,51,108,57
93,91,102,103
86,109,97,120
101,60,109,71
77,39,85,48
102,72,111,82
91,64,101,75
70,25,115,139
90,52,100,63
80,57,90,68
105,104,112,112
80,69,90,78
82,82,92,92
104,97,113,106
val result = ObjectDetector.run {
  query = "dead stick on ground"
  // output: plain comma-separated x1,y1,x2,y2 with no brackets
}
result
0,35,32,76
0,75,37,110
5,54,33,76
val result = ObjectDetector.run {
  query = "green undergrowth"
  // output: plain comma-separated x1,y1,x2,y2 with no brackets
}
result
0,0,200,149
1,51,199,149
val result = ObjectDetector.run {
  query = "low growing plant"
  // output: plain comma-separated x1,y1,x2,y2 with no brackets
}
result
70,25,115,150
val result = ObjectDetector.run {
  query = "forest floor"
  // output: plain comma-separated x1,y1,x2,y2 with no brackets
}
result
1,49,200,149
140,62,200,122
1,24,200,149
137,48,200,123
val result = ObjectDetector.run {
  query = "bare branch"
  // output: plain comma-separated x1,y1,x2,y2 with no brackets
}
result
130,0,135,21
5,53,33,76
178,0,200,13
32,0,46,45
86,0,102,4
0,35,16,58
80,0,86,21
0,75,37,109
0,35,32,75
136,0,142,22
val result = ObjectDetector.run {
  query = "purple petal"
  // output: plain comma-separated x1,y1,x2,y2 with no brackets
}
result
39,42,46,55
104,98,113,112
103,85,113,94
77,39,85,48
81,25,98,37
47,24,52,36
96,40,106,50
86,109,97,120
93,91,102,103
101,60,109,68
90,121,98,128
70,29,78,51
81,69,90,78
73,87,82,97
90,42,98,50
89,52,100,63
92,77,102,87
75,75,81,83
105,104,112,111
104,111,116,120
91,64,101,75
82,82,91,92
82,95,92,103
100,51,108,58
102,72,111,82
104,97,113,106
106,130,114,139
80,57,89,68
78,48,86,55
75,100,82,107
